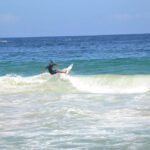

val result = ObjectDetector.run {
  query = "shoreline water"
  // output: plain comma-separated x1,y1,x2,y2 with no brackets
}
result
0,34,150,149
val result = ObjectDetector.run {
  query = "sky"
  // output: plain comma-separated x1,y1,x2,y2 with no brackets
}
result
0,0,150,37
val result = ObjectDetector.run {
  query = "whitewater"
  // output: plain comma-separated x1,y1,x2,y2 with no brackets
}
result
1,73,150,150
1,73,150,94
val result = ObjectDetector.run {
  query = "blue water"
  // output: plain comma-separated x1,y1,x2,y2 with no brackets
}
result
0,34,150,150
0,34,150,76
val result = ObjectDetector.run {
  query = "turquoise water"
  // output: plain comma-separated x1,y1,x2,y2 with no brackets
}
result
0,34,150,150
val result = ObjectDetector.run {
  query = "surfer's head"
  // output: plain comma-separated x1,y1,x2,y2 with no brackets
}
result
50,61,53,65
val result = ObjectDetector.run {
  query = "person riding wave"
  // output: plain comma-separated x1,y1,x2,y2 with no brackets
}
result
41,61,67,75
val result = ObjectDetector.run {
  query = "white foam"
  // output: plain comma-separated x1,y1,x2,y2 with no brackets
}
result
0,74,150,94
68,74,150,94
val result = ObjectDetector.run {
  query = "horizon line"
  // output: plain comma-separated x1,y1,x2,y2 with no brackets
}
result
0,32,150,39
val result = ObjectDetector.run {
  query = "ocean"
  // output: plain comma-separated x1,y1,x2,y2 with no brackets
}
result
0,34,150,150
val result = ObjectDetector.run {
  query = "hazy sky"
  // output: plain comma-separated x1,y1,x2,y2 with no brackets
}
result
0,0,150,37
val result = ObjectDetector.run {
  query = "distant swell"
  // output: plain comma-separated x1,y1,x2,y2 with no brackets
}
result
0,73,150,94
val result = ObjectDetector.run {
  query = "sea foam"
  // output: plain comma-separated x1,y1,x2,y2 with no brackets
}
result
0,73,150,94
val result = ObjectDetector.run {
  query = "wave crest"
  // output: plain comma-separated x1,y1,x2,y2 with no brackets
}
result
69,74,150,93
0,74,150,94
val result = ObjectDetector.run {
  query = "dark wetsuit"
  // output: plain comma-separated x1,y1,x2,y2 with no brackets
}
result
46,64,57,75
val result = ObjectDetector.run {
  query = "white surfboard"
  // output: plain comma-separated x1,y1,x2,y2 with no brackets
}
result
63,64,73,74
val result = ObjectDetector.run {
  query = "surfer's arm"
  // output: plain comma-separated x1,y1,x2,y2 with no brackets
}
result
54,64,59,66
41,67,47,74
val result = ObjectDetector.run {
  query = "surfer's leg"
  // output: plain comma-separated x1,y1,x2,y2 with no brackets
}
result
56,70,67,74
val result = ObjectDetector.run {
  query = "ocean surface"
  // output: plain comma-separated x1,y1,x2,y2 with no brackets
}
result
0,34,150,150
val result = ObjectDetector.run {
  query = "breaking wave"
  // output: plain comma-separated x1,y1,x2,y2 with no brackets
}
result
0,73,150,94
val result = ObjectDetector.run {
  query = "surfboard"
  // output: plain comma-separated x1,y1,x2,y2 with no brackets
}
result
63,64,73,74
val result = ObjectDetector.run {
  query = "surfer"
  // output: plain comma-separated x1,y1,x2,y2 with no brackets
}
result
41,61,67,75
